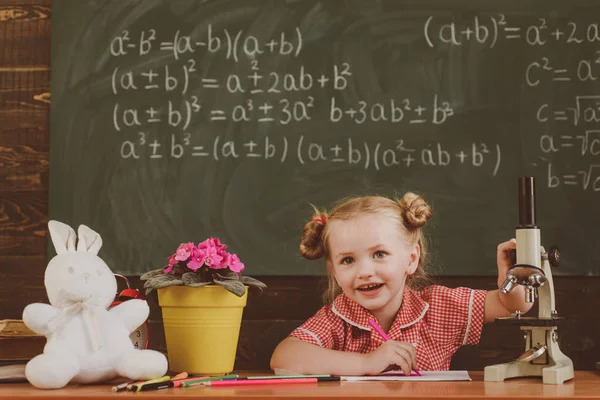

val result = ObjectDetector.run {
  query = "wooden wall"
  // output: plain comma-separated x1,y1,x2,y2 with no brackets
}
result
1,0,599,371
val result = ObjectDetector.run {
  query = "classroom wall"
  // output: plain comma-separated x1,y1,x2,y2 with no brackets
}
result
1,0,599,371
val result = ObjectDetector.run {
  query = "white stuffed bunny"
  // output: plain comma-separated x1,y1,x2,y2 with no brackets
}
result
22,220,168,389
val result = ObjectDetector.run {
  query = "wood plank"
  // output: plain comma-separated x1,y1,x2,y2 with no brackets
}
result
0,5,51,23
0,145,48,191
0,129,47,147
0,112,46,132
0,191,47,229
2,372,600,399
0,69,50,91
0,1,51,7
0,9,51,66
0,69,50,131
0,255,46,317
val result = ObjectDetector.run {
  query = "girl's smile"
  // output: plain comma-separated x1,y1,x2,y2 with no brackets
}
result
355,282,385,296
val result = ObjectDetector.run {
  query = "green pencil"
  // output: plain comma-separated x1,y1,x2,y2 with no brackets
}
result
181,374,239,387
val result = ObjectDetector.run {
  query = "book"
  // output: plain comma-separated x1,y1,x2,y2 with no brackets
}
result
0,361,27,383
0,320,45,361
0,320,38,337
0,337,45,361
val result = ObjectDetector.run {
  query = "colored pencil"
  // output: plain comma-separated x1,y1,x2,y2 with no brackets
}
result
128,375,171,391
368,318,422,376
181,374,239,387
137,376,209,391
246,374,331,380
201,376,341,387
129,372,188,392
111,380,137,392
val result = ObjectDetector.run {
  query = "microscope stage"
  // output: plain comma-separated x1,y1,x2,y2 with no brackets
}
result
495,316,562,327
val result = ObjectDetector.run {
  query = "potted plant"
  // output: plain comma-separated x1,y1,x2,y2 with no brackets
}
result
141,238,266,375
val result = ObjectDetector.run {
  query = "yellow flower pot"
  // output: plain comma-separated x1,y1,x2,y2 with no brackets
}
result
157,285,247,375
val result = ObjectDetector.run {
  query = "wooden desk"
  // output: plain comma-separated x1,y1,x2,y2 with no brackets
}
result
1,371,598,399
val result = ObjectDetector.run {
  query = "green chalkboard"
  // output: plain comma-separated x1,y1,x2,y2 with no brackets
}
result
50,0,600,276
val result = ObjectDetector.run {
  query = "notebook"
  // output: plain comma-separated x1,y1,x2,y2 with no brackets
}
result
341,370,471,381
274,368,471,382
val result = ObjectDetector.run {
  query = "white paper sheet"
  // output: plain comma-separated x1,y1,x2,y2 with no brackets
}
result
341,370,471,382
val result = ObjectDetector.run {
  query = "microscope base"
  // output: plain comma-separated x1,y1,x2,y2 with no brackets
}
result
484,359,574,384
484,327,574,384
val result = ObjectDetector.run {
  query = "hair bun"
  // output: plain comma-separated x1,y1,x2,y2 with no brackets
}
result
399,192,432,229
299,213,327,260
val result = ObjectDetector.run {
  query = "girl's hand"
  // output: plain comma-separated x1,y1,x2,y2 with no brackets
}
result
485,238,533,324
362,341,417,376
497,238,517,288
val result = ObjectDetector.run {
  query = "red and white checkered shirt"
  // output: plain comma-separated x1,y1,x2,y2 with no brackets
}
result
289,285,487,371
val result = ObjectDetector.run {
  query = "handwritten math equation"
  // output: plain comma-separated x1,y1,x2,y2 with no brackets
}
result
425,14,600,49
111,94,454,129
111,26,304,61
120,135,501,173
535,97,600,192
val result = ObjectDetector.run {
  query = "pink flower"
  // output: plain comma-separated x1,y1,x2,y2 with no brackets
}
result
186,248,206,271
227,253,245,274
164,238,247,275
164,254,178,273
199,237,227,252
186,245,224,271
202,245,224,269
174,242,195,261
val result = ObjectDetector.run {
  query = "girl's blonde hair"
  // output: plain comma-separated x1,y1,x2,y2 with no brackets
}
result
299,192,433,304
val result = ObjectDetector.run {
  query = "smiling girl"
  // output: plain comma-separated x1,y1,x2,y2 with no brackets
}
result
270,193,532,375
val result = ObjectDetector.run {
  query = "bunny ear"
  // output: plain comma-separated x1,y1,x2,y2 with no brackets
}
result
48,220,77,254
76,224,103,255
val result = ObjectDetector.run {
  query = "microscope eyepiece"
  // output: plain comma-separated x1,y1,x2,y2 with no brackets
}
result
518,176,537,228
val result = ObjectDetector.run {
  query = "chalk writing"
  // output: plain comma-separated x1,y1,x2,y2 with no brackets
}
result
107,14,599,192
425,14,600,48
119,135,501,174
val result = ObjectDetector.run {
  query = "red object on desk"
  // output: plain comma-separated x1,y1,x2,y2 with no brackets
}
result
109,274,150,350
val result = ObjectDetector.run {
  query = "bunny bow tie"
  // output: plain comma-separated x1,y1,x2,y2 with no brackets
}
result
47,290,103,352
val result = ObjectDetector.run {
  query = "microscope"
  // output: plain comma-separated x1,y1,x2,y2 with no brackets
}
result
484,177,574,385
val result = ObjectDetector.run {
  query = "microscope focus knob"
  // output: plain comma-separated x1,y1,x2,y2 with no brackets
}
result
548,245,560,267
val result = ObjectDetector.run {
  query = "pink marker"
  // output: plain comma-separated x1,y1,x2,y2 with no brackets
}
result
205,376,340,387
368,318,422,376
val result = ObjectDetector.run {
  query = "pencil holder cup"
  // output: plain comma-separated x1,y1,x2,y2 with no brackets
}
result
157,285,248,375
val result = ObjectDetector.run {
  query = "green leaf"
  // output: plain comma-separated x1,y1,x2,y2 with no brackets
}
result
154,279,183,288
142,277,178,294
144,273,183,290
140,269,165,281
213,279,246,297
214,270,238,281
239,276,267,291
182,272,210,285
185,281,213,288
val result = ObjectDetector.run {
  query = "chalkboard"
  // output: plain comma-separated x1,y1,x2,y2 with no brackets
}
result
49,0,600,276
